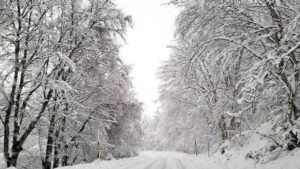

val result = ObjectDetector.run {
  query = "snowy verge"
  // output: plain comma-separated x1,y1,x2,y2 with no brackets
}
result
55,132,300,169
57,151,221,169
57,155,153,169
214,120,300,169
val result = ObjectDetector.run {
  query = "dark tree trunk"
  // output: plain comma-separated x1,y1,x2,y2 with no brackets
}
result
218,115,228,140
6,143,22,167
43,93,59,169
62,144,69,166
44,114,57,169
7,157,18,168
53,127,61,168
59,116,68,167
4,89,53,167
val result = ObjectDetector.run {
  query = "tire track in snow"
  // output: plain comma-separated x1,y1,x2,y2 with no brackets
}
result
175,159,186,169
121,158,154,169
165,158,180,169
142,159,165,169
158,159,167,169
176,158,203,169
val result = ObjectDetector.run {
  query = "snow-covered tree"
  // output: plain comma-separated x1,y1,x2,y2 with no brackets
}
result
156,0,300,153
0,0,141,168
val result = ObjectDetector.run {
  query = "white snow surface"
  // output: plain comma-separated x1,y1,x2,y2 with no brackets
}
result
0,153,5,169
57,147,300,169
215,129,300,169
58,151,221,169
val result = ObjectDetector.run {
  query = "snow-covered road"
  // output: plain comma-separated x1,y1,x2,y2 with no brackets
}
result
59,151,222,169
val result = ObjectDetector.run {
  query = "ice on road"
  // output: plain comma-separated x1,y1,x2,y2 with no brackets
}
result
59,151,222,169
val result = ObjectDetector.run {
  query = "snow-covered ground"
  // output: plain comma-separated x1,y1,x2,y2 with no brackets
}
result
58,151,221,169
2,148,300,169
58,148,300,169
214,127,300,169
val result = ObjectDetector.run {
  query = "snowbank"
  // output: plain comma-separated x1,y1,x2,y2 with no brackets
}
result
216,140,300,169
57,151,221,169
214,122,300,169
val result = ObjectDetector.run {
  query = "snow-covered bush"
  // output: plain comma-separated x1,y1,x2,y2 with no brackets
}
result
110,145,139,159
221,116,300,164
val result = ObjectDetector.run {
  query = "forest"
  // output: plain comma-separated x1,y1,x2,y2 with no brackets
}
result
0,0,142,168
1,0,300,169
146,0,300,161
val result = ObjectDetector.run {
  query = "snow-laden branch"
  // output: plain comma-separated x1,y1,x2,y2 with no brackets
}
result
281,41,300,60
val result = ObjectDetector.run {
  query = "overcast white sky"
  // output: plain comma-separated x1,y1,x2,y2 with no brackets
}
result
116,0,178,117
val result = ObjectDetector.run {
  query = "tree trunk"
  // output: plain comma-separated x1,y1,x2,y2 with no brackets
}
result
44,114,57,169
53,128,61,168
44,93,59,169
6,144,22,167
288,95,299,124
61,144,69,166
7,157,18,168
218,115,228,140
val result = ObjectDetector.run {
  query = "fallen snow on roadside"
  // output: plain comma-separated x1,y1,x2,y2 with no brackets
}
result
217,140,300,169
58,151,221,169
58,146,300,169
215,122,300,169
